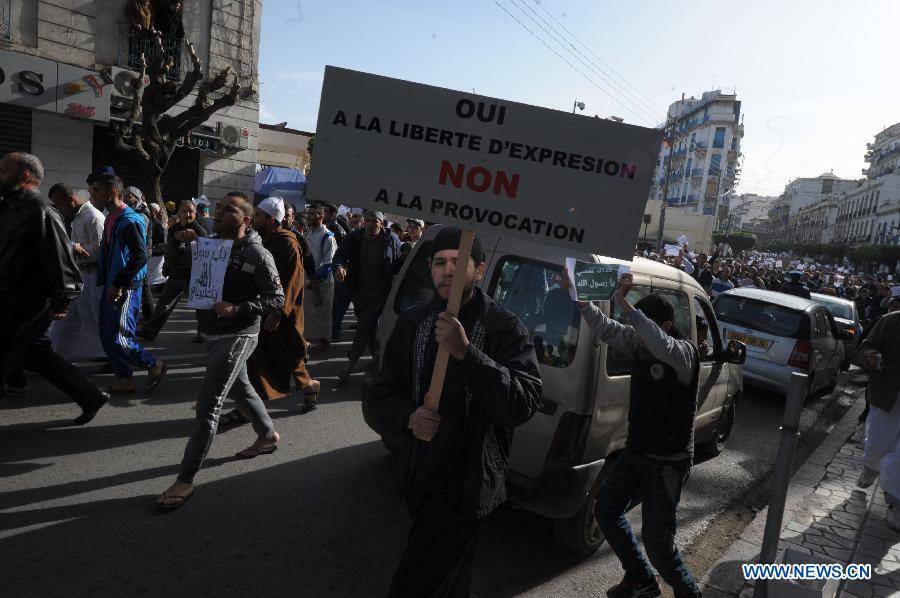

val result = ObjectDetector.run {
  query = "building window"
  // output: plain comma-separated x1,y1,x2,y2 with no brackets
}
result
709,154,721,176
713,127,726,149
822,179,834,194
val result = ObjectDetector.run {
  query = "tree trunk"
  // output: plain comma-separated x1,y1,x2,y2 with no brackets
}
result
151,174,163,207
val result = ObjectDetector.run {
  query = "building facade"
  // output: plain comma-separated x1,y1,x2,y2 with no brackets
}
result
863,123,900,180
257,123,312,173
1,0,261,202
647,90,744,249
730,193,775,231
788,195,839,245
834,174,900,246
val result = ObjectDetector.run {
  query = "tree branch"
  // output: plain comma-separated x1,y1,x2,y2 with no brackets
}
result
164,77,242,139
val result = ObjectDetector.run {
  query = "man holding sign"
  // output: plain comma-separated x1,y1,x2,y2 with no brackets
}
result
368,228,542,597
156,192,285,511
570,272,702,598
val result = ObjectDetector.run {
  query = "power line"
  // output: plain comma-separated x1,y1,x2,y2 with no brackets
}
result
530,0,667,116
514,0,663,123
493,0,657,125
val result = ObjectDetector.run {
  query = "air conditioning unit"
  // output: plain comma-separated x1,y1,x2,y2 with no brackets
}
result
219,123,250,149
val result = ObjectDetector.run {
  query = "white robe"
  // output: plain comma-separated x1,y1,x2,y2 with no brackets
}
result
303,226,337,342
50,202,106,360
864,395,900,505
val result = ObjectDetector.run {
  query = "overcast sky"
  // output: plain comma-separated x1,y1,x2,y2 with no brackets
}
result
258,0,900,197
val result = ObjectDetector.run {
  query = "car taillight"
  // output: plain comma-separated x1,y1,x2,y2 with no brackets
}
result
788,339,811,369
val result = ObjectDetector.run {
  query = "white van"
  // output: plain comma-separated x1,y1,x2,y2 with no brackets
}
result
364,225,746,554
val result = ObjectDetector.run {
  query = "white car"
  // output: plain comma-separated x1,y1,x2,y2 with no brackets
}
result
809,293,862,369
713,288,846,397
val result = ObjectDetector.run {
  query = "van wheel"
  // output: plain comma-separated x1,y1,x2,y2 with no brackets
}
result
552,458,617,556
699,400,735,457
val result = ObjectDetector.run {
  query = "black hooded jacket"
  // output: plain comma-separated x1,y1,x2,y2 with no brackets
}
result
367,287,542,519
0,188,82,311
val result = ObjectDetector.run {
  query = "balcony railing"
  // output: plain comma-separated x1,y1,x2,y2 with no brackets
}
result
690,168,703,177
117,22,187,80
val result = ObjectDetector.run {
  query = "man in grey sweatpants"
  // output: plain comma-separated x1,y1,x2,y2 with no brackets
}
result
156,191,285,511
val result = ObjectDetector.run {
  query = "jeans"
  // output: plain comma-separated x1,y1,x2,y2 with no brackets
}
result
595,447,700,597
178,334,275,484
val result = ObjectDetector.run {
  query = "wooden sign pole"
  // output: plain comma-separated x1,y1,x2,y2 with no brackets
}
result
423,229,475,415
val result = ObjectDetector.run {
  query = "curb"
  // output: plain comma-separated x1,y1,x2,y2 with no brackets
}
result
698,392,866,597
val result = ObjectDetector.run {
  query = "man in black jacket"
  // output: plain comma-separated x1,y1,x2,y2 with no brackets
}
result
575,274,701,598
333,211,404,387
368,227,542,598
0,152,109,425
137,199,207,340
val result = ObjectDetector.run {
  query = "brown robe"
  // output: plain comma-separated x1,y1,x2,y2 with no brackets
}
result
248,228,311,399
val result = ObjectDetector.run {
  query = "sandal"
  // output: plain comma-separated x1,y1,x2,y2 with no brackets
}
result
235,433,280,459
155,488,193,512
146,360,168,394
219,409,249,428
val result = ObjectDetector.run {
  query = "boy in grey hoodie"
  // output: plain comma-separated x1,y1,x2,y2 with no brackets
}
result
156,192,285,511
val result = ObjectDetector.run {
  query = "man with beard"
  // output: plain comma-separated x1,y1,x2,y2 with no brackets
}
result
368,227,542,597
91,174,167,395
0,153,109,424
48,183,107,361
333,210,404,388
137,199,208,340
156,192,284,511
303,204,337,351
218,197,319,425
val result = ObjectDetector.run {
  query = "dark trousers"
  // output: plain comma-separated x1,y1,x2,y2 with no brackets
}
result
140,277,154,321
0,300,106,411
387,491,480,598
347,295,387,364
595,447,701,597
331,281,351,340
139,278,187,339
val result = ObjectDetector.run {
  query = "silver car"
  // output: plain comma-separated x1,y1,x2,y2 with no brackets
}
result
713,288,846,398
809,293,862,369
364,225,745,555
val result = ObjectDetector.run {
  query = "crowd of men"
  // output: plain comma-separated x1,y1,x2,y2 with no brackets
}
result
1,150,897,598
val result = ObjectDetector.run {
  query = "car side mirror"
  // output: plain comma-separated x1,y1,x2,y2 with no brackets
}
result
837,329,854,341
723,340,746,365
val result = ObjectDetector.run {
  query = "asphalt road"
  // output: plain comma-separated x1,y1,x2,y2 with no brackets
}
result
0,304,859,597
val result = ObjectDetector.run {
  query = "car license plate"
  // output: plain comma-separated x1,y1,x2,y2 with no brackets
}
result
727,331,770,350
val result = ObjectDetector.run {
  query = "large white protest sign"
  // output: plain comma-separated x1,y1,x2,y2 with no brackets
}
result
187,238,234,309
308,66,662,259
664,244,681,257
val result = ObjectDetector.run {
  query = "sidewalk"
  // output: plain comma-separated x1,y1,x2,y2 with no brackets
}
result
699,395,900,598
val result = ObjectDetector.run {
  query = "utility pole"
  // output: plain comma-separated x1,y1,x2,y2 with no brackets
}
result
656,115,679,250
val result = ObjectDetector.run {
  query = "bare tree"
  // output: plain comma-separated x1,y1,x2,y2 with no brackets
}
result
114,34,244,205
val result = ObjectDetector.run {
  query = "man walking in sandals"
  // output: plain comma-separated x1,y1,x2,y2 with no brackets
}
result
90,174,167,395
156,192,285,511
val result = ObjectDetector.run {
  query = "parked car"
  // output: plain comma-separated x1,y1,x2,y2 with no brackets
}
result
713,288,846,398
363,225,746,555
809,292,861,369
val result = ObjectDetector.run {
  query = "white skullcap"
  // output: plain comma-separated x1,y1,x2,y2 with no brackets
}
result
258,196,285,222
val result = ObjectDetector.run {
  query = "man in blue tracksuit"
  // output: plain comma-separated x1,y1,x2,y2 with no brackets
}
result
91,174,167,394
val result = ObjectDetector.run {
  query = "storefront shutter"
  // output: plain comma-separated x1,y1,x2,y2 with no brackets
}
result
0,104,33,156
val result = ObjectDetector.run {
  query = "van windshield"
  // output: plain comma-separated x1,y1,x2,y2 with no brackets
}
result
713,295,806,338
490,257,579,368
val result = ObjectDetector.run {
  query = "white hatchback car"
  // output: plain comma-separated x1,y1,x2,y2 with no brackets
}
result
713,288,846,397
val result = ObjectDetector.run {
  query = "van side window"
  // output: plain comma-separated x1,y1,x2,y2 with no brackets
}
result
693,296,721,362
393,240,435,315
489,256,580,368
606,287,691,375
813,310,828,339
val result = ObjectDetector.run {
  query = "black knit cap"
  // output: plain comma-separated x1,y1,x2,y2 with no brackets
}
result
431,227,485,264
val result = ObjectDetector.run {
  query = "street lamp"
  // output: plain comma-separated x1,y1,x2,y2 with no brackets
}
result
572,99,585,114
